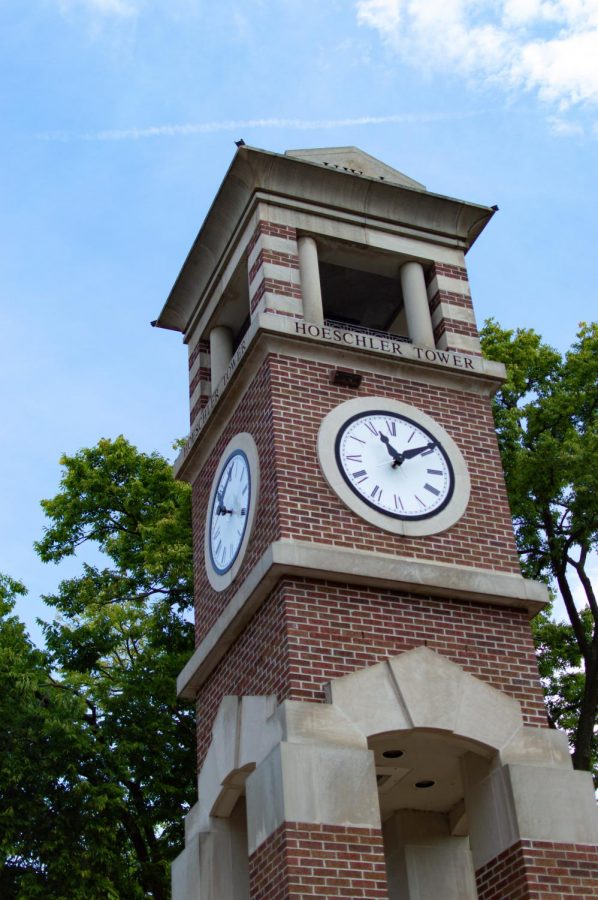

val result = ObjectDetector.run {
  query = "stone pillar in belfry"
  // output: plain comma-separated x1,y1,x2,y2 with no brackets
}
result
400,260,435,348
297,235,324,325
209,326,233,390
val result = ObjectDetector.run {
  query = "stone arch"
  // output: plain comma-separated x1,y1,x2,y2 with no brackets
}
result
326,645,523,753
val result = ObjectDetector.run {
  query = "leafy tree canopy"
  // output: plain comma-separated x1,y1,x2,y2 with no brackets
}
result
1,437,195,898
481,320,598,774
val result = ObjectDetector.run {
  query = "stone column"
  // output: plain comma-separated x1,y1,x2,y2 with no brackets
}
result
383,810,477,900
209,325,233,390
400,261,435,348
461,752,598,898
297,235,324,325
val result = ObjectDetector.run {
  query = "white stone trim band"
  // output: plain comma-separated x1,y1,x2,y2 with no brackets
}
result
177,539,549,698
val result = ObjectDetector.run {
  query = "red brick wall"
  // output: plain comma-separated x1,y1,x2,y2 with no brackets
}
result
195,577,547,770
192,351,521,643
476,840,598,898
269,353,520,573
248,822,389,899
426,262,470,284
195,581,290,767
247,220,298,255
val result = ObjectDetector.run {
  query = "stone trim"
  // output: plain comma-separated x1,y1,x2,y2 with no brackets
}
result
248,249,299,285
250,277,302,314
431,301,477,329
177,539,548,698
437,330,482,355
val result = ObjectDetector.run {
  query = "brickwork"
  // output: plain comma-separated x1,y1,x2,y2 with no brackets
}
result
188,338,211,428
247,220,298,255
248,822,389,899
189,363,211,398
429,290,475,313
189,337,209,370
476,840,598,898
247,220,304,319
191,351,521,642
433,317,481,344
426,261,481,355
190,394,210,425
195,576,548,771
195,581,290,768
250,277,303,315
269,353,520,573
248,248,300,285
426,262,469,283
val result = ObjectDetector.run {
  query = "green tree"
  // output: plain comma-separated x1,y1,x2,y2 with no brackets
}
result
481,320,598,774
0,574,137,898
1,437,196,898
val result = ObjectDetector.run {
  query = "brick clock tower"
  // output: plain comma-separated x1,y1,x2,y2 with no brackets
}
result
156,146,597,899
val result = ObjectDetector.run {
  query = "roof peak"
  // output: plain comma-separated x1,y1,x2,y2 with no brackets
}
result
284,146,426,191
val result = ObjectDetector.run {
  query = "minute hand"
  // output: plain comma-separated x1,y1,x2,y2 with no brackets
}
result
401,441,436,460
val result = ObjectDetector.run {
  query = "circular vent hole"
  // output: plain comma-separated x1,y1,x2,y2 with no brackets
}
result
382,749,404,759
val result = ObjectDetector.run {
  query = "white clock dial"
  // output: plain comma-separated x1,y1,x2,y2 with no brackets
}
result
208,449,251,575
204,433,260,591
318,397,470,537
336,411,454,520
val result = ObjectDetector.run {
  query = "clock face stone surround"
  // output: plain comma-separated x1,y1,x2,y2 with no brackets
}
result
204,431,260,592
318,395,471,537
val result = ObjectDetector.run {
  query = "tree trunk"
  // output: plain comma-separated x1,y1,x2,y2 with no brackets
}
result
572,642,598,773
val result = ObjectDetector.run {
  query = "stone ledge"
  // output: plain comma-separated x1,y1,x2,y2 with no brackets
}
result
177,540,548,699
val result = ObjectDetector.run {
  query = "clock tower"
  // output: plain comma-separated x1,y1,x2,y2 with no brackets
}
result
156,146,598,899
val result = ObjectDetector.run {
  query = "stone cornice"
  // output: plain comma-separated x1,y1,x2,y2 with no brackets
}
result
155,145,495,335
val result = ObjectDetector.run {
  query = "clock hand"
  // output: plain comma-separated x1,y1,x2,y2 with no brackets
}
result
216,467,234,514
401,441,436,460
379,433,404,467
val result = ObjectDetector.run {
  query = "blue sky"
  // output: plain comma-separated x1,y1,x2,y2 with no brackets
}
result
1,0,596,641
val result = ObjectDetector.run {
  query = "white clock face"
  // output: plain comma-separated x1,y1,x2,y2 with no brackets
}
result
336,411,454,520
208,449,251,575
318,397,470,537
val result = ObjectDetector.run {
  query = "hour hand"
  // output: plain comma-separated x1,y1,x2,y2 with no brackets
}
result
379,433,404,467
401,441,435,460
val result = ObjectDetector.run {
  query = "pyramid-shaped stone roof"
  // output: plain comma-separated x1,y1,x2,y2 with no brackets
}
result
285,146,426,190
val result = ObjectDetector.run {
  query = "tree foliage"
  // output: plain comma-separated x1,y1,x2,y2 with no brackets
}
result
481,320,598,774
1,437,195,898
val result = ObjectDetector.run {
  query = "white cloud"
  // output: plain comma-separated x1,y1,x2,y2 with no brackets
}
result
547,114,585,135
356,0,598,109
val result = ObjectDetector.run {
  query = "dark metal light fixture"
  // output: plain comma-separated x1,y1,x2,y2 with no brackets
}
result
330,368,362,389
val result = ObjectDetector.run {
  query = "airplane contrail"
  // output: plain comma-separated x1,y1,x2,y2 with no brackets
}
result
37,111,481,142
